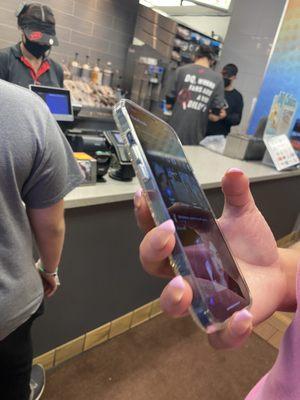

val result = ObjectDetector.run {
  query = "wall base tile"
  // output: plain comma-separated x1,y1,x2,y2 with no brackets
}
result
55,335,85,366
131,302,152,328
34,298,164,370
84,323,111,351
150,299,162,318
109,312,133,339
33,350,55,370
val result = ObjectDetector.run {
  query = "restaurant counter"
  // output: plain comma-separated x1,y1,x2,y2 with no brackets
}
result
33,147,300,356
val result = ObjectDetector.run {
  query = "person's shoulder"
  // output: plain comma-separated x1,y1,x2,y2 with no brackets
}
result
0,80,51,117
0,79,40,103
207,68,223,82
49,58,63,74
0,45,13,60
176,64,189,74
233,88,243,100
178,64,191,71
234,88,243,96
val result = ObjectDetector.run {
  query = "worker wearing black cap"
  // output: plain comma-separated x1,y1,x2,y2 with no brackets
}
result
0,2,63,88
165,43,226,145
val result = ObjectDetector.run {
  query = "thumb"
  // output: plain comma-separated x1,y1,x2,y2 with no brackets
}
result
221,169,255,211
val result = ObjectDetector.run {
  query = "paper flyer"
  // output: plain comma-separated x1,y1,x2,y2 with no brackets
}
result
277,93,297,136
264,134,299,171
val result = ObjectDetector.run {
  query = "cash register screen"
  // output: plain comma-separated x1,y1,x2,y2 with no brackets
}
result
29,85,74,122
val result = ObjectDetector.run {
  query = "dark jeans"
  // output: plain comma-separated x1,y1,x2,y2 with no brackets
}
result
0,302,44,400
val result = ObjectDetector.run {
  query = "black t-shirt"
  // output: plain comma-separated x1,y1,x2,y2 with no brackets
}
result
0,43,64,88
166,64,225,145
206,88,244,136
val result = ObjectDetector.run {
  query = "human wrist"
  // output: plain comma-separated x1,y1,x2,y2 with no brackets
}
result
37,259,59,277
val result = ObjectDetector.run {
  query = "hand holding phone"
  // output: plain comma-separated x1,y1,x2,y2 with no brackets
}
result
114,100,251,333
136,168,284,350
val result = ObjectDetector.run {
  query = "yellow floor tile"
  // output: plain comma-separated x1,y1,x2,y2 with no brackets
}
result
109,312,133,339
274,311,295,325
267,314,290,333
282,312,295,320
33,350,55,370
253,321,277,341
84,323,111,351
150,299,162,318
131,303,152,328
268,331,284,349
55,335,85,366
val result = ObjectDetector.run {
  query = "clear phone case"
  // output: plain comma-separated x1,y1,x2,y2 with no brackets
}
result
113,100,251,333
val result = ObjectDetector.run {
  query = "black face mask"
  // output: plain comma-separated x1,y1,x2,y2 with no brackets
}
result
223,77,232,88
24,38,51,59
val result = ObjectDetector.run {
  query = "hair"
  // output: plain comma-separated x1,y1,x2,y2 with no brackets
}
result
195,44,215,61
223,63,238,78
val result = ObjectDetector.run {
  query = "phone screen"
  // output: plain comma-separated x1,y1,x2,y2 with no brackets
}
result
124,103,250,323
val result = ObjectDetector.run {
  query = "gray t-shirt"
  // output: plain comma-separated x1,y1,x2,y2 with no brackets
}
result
0,79,84,340
167,64,225,145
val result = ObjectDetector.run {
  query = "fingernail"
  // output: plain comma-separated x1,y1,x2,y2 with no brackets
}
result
226,168,244,175
232,310,253,336
134,189,142,209
160,219,176,234
169,276,185,304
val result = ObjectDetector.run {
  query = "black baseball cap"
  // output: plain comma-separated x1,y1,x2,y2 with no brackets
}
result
17,3,58,46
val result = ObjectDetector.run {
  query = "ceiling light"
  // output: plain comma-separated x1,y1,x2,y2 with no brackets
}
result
139,1,195,6
190,0,231,10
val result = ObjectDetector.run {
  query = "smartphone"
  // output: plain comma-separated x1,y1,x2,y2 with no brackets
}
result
113,100,251,333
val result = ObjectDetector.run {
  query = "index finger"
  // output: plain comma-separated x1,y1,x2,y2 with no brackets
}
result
208,309,253,349
134,189,155,233
139,220,176,278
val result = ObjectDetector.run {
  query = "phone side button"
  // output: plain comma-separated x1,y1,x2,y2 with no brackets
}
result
131,145,141,161
139,164,150,182
127,131,135,145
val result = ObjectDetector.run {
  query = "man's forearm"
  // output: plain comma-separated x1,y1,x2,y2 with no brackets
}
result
27,200,66,273
208,113,220,122
35,222,65,272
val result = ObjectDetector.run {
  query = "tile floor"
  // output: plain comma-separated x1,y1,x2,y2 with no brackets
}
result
253,311,294,349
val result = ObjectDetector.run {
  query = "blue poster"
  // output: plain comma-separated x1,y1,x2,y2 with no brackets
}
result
247,0,300,154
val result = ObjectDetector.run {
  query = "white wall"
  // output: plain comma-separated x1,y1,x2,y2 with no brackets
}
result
219,0,287,133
